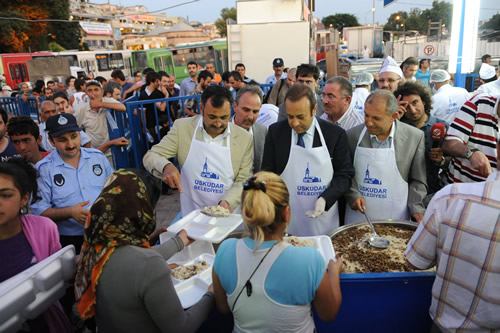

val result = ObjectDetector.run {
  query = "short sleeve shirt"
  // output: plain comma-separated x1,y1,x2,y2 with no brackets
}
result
31,148,113,236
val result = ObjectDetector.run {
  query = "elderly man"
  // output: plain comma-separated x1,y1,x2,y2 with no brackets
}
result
266,67,296,107
277,63,325,121
442,92,499,184
377,56,404,92
345,90,427,223
405,135,500,332
320,76,364,130
262,84,354,236
430,70,470,123
143,85,253,215
38,100,92,153
232,86,267,173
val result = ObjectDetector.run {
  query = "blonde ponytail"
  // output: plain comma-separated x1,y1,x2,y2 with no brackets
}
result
241,172,289,251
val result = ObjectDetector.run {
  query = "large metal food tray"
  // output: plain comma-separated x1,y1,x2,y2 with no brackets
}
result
314,219,436,333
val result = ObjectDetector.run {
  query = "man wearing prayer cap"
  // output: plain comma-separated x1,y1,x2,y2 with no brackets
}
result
479,62,497,84
431,70,470,123
377,56,404,92
351,72,374,117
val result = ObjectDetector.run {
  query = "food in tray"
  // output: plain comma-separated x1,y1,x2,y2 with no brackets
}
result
171,261,209,280
284,236,315,248
201,205,231,217
168,263,179,270
331,225,434,273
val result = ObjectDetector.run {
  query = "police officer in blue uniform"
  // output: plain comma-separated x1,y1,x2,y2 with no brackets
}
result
31,113,113,252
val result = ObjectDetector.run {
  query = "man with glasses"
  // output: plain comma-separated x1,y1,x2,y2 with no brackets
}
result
377,56,403,92
320,76,364,131
277,64,325,121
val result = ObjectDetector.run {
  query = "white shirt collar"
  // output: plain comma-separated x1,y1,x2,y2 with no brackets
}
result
200,121,231,145
292,117,317,149
231,115,253,136
369,120,396,145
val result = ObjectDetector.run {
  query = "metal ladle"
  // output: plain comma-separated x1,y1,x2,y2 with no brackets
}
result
363,211,390,249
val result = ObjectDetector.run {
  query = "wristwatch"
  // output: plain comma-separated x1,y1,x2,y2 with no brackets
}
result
465,148,480,159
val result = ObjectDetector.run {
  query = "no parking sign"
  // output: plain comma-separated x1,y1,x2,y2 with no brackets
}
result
424,45,435,56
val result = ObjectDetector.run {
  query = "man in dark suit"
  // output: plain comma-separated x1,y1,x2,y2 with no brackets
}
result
277,63,325,121
231,86,267,173
262,84,354,236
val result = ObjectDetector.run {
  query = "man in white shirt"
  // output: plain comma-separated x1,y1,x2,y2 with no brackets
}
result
362,45,370,59
430,70,470,123
351,72,373,117
320,76,364,131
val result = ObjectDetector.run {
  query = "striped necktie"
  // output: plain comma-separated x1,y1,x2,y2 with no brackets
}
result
297,132,305,148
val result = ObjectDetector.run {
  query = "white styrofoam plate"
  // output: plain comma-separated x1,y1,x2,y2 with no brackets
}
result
166,210,243,243
175,278,210,309
168,253,214,309
284,236,336,263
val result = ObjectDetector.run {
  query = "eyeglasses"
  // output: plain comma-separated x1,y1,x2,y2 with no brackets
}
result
320,93,335,101
378,78,400,84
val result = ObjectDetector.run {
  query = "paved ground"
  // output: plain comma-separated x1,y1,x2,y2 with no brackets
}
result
155,189,181,229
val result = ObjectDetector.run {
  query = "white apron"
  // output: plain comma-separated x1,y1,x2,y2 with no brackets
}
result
345,126,409,224
229,240,316,333
280,119,338,236
180,118,235,215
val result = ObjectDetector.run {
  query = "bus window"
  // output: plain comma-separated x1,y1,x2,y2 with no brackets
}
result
153,57,162,71
15,65,21,83
96,54,110,71
109,53,124,69
9,65,16,83
20,64,27,82
60,55,78,67
133,52,148,71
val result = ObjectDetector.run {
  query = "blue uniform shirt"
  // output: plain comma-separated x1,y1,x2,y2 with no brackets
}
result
32,148,113,236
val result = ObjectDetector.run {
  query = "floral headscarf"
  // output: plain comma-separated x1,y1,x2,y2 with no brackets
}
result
74,169,156,319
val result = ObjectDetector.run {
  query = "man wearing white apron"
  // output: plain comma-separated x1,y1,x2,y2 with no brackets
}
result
345,90,427,224
262,84,354,236
143,86,253,216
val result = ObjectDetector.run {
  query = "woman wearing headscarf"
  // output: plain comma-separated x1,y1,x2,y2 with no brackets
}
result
74,169,214,332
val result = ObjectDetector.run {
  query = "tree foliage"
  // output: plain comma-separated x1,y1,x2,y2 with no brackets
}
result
322,14,360,37
481,13,500,31
383,0,452,34
215,7,236,38
0,0,80,53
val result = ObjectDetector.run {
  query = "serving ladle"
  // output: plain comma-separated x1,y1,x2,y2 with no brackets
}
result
363,211,390,249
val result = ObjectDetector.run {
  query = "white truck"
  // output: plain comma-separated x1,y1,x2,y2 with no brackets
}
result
343,26,384,58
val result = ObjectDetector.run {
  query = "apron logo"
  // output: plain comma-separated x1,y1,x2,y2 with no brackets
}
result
93,164,103,176
200,157,219,180
54,174,65,186
303,162,321,183
363,164,382,185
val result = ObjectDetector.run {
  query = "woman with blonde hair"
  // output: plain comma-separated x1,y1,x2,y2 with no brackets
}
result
213,171,342,332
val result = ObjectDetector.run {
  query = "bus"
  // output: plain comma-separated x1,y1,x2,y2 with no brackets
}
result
52,50,133,79
131,39,228,83
1,53,53,88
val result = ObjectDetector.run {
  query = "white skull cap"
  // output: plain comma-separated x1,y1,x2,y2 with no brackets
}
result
379,56,404,78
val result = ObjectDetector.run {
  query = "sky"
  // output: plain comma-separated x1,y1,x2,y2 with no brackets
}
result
91,0,500,25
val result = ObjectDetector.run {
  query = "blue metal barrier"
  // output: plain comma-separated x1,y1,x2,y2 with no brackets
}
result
0,97,40,122
108,94,202,169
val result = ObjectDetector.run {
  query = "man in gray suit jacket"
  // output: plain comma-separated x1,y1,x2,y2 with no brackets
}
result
277,63,325,121
232,85,267,173
344,90,427,223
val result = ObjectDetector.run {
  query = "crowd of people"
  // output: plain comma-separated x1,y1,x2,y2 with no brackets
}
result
0,52,499,332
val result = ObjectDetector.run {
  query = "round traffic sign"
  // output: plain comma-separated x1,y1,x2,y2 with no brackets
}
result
424,45,434,56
